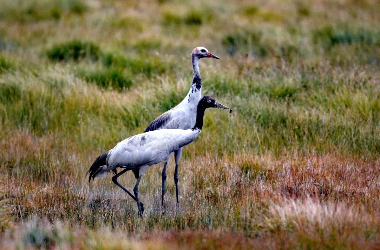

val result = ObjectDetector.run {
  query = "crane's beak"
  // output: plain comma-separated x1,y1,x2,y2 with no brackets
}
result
206,52,220,59
214,101,232,113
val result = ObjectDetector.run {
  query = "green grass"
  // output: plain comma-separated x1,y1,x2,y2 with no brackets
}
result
313,26,380,50
102,51,174,76
0,55,15,73
77,67,134,90
46,40,101,62
0,0,88,22
163,8,213,27
0,0,380,249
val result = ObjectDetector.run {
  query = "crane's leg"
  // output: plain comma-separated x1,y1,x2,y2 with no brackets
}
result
112,168,144,215
174,148,183,207
161,160,168,210
133,176,143,218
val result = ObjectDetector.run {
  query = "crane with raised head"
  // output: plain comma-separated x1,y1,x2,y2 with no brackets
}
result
144,47,220,209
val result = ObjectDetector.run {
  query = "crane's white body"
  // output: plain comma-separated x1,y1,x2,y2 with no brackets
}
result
151,83,201,131
94,128,201,178
144,53,204,133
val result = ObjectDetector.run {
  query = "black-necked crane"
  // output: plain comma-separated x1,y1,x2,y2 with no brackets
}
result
144,47,219,208
88,96,231,217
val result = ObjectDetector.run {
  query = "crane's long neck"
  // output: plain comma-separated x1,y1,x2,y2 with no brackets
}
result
192,55,201,89
183,55,202,106
192,104,206,131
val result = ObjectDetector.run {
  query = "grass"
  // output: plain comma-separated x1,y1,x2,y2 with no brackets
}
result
46,40,101,62
0,54,15,73
0,0,88,22
101,50,174,77
163,8,214,27
312,26,380,50
77,67,134,90
0,0,379,249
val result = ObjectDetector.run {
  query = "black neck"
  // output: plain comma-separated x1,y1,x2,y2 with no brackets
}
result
192,104,207,130
192,55,202,90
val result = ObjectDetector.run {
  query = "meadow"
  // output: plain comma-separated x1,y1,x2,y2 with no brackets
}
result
0,0,379,249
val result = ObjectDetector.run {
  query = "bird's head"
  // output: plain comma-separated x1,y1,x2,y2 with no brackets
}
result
199,96,232,112
192,47,220,59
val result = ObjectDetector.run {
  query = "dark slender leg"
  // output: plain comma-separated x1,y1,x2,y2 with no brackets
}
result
161,161,168,209
112,168,144,215
174,148,183,207
133,176,143,218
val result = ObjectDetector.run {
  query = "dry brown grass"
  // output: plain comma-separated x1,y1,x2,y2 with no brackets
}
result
0,0,379,248
1,138,379,248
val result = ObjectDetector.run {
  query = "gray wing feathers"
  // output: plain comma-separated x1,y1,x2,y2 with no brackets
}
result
145,111,171,132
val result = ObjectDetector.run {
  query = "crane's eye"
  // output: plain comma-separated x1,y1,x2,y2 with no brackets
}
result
201,49,206,53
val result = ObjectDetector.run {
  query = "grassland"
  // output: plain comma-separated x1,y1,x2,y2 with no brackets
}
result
0,0,379,249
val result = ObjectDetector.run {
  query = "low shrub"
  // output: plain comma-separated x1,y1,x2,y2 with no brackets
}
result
0,54,14,73
241,5,259,17
0,0,88,22
222,31,266,56
184,9,203,25
77,68,133,90
162,12,182,26
313,26,380,50
162,8,213,26
47,40,101,62
0,83,22,103
102,51,173,77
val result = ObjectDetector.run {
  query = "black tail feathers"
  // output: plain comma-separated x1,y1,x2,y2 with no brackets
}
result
87,151,108,182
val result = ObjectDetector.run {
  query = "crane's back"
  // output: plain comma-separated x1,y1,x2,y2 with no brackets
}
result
108,129,200,169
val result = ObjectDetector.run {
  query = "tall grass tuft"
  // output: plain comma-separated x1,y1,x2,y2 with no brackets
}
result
47,40,101,62
77,67,134,90
0,0,88,22
102,51,174,77
0,55,14,73
313,26,380,50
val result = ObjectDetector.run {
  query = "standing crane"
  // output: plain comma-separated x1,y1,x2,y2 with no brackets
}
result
88,47,220,209
145,47,219,208
88,96,231,217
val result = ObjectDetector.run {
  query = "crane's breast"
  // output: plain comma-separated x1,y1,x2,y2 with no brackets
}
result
163,108,197,130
